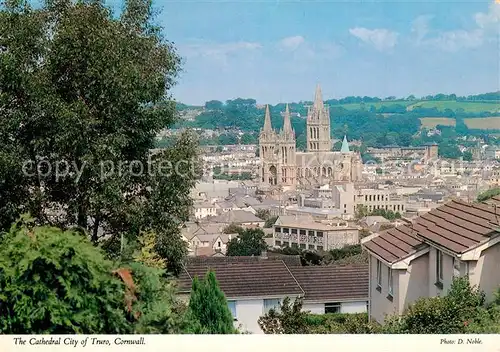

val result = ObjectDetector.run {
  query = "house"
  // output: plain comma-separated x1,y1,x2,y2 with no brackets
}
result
210,210,265,227
193,201,217,219
177,257,368,333
289,264,368,314
273,215,359,251
181,223,234,256
363,199,500,324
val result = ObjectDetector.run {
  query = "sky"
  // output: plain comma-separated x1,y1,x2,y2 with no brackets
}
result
112,1,497,104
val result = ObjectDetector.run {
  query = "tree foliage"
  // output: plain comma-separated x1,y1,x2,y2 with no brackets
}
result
226,228,268,256
187,271,237,334
0,220,131,333
477,188,500,202
0,0,200,274
382,277,490,334
258,297,309,334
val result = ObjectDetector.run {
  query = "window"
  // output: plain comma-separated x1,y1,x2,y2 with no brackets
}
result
317,245,324,251
308,230,314,236
283,228,289,234
325,302,341,314
388,268,393,296
263,299,281,314
308,244,314,250
376,260,382,289
291,228,297,234
275,240,281,246
275,227,281,233
227,301,237,321
292,243,298,248
436,250,443,284
283,242,289,247
300,244,306,249
316,231,323,237
217,241,221,248
299,229,306,235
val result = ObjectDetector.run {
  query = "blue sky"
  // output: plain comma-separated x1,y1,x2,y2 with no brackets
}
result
119,1,497,104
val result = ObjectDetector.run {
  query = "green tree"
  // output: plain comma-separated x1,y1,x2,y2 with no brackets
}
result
222,223,243,234
0,219,131,333
255,209,271,220
264,216,278,228
187,271,236,334
383,277,487,334
0,0,200,274
477,188,500,202
226,228,268,256
258,297,309,334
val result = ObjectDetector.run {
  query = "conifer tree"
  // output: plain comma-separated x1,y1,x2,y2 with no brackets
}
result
187,271,236,334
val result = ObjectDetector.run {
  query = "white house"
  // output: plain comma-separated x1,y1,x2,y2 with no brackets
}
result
363,199,500,324
177,256,368,333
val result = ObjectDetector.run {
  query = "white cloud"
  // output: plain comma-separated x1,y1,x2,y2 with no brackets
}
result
349,27,399,51
178,40,262,66
411,15,434,43
413,4,499,52
475,3,500,30
278,35,305,51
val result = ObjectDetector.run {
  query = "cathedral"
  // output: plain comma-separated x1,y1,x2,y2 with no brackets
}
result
258,85,362,189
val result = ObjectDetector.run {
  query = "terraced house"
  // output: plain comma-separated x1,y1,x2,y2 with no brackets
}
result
363,198,500,323
177,256,368,333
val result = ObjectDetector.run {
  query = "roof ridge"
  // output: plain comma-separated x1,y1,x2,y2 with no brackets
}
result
282,261,306,297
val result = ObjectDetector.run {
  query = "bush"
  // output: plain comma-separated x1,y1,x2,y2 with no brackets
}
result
0,221,131,334
383,277,489,334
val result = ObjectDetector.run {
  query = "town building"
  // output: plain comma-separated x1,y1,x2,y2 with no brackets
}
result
362,199,500,324
272,215,359,251
177,256,368,333
258,85,362,189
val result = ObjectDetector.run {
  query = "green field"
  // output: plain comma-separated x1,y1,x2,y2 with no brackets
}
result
464,117,500,130
338,101,413,110
408,100,500,113
337,100,500,113
420,117,456,129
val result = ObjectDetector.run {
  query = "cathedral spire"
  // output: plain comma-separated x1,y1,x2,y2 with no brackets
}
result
263,104,272,131
341,135,350,153
282,104,293,133
313,83,324,112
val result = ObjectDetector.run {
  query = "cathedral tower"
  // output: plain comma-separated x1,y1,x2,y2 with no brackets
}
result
278,104,296,185
259,105,279,185
306,84,332,152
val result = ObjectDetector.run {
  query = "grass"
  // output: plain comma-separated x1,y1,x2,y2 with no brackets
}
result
408,100,500,113
464,117,500,130
335,100,500,113
420,117,456,129
337,100,413,110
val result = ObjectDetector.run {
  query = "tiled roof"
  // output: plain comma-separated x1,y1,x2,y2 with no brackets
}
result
184,255,302,267
289,264,368,303
363,225,424,264
211,210,263,224
413,200,499,254
363,200,500,262
177,260,304,299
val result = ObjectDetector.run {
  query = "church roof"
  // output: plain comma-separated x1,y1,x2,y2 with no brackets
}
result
341,135,350,153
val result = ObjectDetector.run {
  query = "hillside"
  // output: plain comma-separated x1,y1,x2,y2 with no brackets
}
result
167,92,500,160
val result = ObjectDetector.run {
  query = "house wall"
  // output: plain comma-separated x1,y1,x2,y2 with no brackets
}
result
397,252,429,314
303,301,367,314
326,229,359,249
369,255,399,324
234,299,264,334
428,247,454,297
340,301,368,313
470,242,500,302
303,303,324,314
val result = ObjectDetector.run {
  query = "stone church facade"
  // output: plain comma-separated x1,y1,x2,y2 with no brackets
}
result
259,85,362,189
